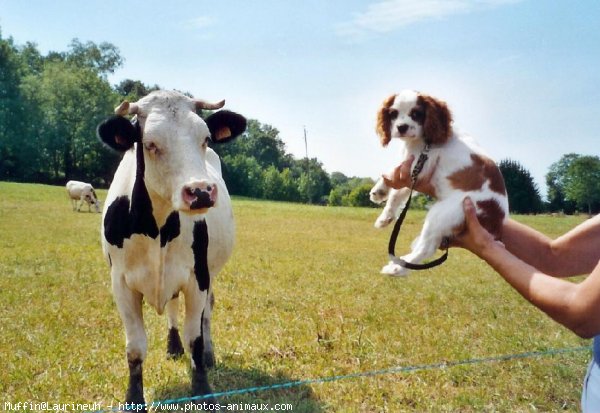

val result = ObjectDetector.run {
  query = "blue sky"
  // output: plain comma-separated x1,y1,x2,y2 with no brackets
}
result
2,0,599,197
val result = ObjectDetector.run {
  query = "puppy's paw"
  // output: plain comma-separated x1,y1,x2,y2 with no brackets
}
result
374,210,395,228
380,262,410,277
369,180,389,204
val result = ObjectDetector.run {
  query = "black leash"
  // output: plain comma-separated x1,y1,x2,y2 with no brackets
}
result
387,145,449,270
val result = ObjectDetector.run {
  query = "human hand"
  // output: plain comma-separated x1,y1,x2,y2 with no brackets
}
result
382,155,436,197
452,197,505,255
382,155,415,190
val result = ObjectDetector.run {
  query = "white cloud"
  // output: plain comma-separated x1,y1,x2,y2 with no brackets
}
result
184,16,215,30
336,0,522,39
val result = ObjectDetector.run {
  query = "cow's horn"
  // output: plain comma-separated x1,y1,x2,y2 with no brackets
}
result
194,99,225,110
114,101,139,116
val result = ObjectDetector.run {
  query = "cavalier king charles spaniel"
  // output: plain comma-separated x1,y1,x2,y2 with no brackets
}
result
370,90,508,276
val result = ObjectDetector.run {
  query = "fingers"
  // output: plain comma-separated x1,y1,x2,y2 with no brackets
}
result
401,155,416,176
463,196,485,230
382,155,417,190
380,154,425,191
382,174,393,187
449,197,478,249
463,197,477,221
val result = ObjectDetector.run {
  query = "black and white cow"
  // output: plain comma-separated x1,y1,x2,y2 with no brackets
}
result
97,90,246,410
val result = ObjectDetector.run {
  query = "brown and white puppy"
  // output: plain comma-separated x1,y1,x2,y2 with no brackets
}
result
370,90,508,276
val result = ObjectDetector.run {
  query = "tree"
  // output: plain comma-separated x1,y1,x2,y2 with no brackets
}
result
546,154,580,214
20,60,119,183
214,119,289,170
65,39,124,76
220,154,263,198
499,159,543,214
328,187,345,206
0,34,124,184
330,171,350,188
115,79,160,102
295,158,331,204
279,168,302,202
0,34,30,180
328,174,376,207
343,183,373,207
563,156,600,214
262,165,285,200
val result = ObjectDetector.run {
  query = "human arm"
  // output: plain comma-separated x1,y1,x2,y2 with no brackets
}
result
456,197,600,338
501,215,600,278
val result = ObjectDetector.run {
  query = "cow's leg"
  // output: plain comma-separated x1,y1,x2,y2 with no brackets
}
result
183,285,216,404
113,277,148,412
165,295,184,359
70,199,77,211
201,291,215,369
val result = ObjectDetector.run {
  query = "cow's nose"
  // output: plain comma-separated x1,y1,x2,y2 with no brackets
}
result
397,124,409,135
182,181,218,210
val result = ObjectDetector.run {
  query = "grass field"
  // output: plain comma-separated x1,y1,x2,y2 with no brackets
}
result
0,181,593,412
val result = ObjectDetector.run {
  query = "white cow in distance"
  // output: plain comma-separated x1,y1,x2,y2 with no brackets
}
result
66,180,101,213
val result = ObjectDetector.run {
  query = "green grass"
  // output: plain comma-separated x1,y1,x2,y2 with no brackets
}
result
0,181,592,412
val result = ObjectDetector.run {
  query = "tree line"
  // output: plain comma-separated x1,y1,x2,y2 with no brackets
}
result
1,29,598,213
499,155,600,214
0,31,334,203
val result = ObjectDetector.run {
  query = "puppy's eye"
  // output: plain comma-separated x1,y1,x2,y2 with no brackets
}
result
409,108,424,122
388,109,399,120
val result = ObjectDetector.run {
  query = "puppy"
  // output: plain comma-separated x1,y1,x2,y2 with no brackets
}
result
370,90,508,276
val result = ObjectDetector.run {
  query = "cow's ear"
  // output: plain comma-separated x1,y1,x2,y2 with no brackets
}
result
97,116,140,152
205,110,247,144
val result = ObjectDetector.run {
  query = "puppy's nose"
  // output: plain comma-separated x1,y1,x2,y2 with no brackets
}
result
397,124,409,135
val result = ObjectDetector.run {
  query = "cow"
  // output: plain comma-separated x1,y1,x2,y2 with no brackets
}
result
66,180,101,213
97,90,247,411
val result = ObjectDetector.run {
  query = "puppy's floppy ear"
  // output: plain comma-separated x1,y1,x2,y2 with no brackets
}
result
419,94,452,145
376,94,397,147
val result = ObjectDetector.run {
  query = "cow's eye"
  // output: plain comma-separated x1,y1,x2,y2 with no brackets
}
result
202,137,210,147
144,141,159,154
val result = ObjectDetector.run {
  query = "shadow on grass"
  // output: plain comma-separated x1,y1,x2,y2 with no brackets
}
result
152,364,325,412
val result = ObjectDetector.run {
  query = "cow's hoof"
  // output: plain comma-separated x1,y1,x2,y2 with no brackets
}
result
167,327,184,359
192,369,217,409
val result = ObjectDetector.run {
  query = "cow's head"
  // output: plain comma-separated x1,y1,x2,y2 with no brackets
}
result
98,90,246,214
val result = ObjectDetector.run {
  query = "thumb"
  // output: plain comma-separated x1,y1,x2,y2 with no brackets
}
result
463,197,479,228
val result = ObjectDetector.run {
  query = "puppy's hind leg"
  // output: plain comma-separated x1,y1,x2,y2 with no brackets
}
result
392,199,464,276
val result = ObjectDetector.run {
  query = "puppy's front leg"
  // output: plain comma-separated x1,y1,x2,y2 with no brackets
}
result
374,185,411,229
